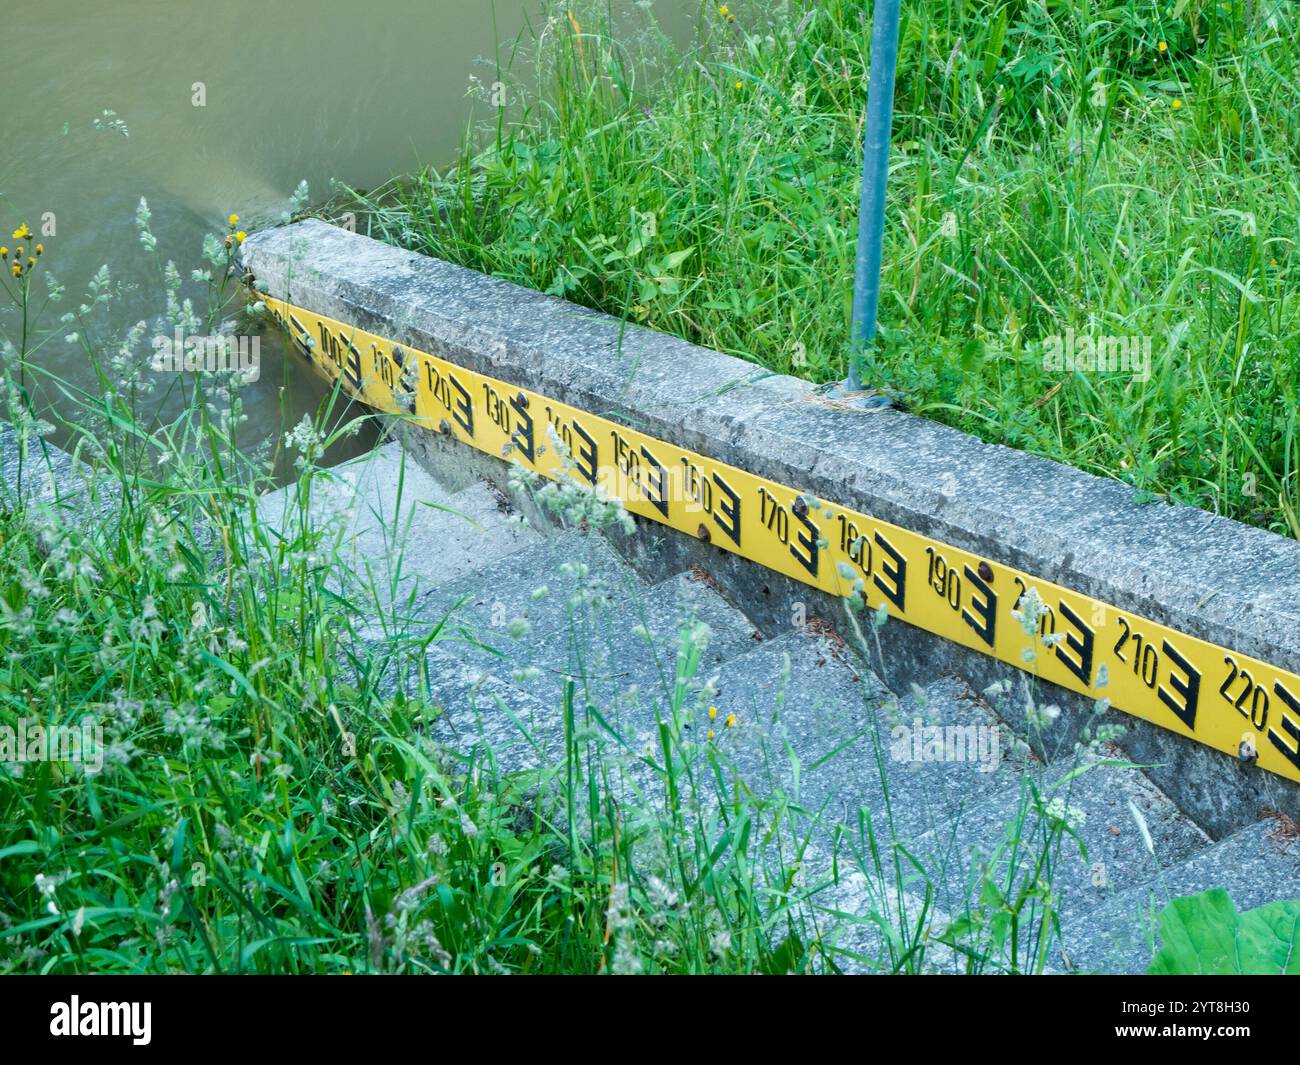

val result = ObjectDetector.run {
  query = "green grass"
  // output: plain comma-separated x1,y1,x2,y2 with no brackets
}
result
353,0,1300,539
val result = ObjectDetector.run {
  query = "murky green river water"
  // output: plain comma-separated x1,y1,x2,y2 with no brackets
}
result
0,1,687,467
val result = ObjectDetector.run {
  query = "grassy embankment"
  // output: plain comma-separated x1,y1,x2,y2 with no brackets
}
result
0,199,1119,973
355,0,1300,539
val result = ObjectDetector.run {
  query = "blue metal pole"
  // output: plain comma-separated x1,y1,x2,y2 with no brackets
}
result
847,0,902,392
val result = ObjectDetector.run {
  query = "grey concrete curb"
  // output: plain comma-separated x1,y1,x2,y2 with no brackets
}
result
240,218,1300,837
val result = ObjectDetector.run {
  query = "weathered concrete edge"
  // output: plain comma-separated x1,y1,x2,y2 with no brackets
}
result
240,219,1300,836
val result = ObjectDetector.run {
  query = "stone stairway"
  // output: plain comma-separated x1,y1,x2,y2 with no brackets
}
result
260,442,1300,973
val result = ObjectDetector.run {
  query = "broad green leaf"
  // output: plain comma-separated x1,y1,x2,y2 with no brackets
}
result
1147,888,1239,974
1235,899,1300,974
1147,889,1300,974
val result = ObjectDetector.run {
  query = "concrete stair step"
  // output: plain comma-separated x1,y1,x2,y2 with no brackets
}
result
671,664,1210,972
1061,817,1300,973
726,669,1035,972
697,654,1026,843
910,744,1212,942
257,441,540,612
387,528,761,717
1,425,99,511
413,642,566,776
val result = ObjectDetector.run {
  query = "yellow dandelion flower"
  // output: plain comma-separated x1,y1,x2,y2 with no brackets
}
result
707,729,715,741
34,244,42,255
236,230,247,244
11,264,20,277
1171,98,1183,110
0,247,7,260
709,706,718,721
14,247,23,259
725,712,736,728
1157,41,1168,53
12,223,32,241
718,4,728,14
734,80,743,90
228,213,239,227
